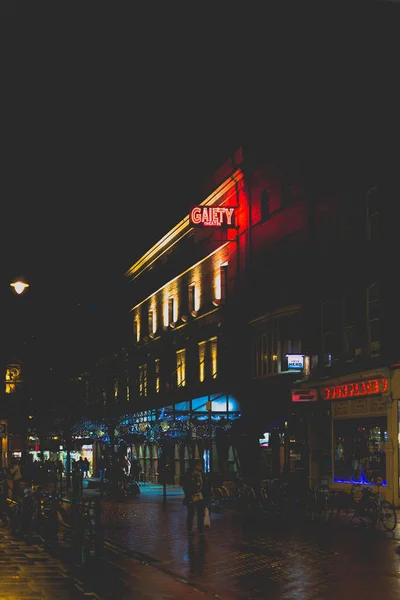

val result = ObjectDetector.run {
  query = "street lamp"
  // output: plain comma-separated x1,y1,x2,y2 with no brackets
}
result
10,280,29,295
1,278,30,468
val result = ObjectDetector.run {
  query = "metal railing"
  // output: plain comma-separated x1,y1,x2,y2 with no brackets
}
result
4,489,103,566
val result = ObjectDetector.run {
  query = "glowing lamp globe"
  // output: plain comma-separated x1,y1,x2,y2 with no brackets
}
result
10,280,29,295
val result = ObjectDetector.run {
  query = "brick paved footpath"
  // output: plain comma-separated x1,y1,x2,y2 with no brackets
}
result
0,521,210,599
85,482,400,600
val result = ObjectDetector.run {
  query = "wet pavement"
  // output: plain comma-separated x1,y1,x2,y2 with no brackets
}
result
96,483,400,600
0,519,209,599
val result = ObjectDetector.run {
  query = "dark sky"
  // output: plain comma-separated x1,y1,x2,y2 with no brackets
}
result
1,22,394,374
1,45,250,373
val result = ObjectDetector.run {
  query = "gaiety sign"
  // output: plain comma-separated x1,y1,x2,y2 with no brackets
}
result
190,206,236,228
324,378,388,400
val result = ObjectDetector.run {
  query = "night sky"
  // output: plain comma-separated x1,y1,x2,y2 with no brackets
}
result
1,54,247,374
1,23,393,376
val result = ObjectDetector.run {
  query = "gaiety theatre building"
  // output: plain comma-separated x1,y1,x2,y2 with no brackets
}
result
124,147,250,483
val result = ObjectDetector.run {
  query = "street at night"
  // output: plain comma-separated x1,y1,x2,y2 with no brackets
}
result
98,485,400,600
2,10,399,599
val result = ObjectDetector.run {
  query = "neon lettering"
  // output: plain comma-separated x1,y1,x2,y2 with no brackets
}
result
324,378,388,400
189,205,236,227
225,207,235,225
190,207,202,224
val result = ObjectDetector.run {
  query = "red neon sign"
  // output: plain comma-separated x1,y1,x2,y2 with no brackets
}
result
324,378,388,400
190,205,236,228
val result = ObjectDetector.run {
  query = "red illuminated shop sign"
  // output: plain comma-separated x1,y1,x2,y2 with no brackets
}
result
324,378,388,400
190,205,236,228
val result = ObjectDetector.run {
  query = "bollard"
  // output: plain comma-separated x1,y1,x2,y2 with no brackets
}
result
163,483,167,505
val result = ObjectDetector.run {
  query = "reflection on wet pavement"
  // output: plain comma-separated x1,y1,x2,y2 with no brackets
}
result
101,489,400,599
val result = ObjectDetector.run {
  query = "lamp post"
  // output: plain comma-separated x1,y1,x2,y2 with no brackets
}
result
1,278,30,468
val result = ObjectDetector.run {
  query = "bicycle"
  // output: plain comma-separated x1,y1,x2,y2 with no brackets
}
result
370,485,397,532
341,485,378,528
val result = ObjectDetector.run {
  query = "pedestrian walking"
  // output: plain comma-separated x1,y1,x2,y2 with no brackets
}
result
131,456,142,483
83,457,90,478
182,459,208,535
72,462,82,498
9,459,22,502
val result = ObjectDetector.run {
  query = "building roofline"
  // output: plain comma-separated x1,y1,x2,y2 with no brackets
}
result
125,168,244,281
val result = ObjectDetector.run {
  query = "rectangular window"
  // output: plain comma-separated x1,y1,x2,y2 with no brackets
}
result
368,283,380,356
148,309,156,335
168,297,175,325
210,337,218,379
215,263,228,302
333,417,387,485
155,359,160,393
279,314,302,372
139,364,147,397
133,317,140,342
188,283,196,313
198,341,206,382
176,349,186,387
261,189,270,221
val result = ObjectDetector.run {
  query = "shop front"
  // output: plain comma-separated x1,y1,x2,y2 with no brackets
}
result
302,368,399,505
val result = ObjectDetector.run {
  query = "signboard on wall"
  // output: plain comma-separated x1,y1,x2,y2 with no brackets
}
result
324,378,388,400
189,205,236,228
292,389,318,402
287,354,304,370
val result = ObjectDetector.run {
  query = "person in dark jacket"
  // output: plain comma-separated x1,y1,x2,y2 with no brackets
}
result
182,459,210,534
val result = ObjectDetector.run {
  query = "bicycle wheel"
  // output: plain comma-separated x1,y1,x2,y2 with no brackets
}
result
379,500,397,531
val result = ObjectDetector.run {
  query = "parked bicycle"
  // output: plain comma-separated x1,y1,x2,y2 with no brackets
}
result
370,484,397,531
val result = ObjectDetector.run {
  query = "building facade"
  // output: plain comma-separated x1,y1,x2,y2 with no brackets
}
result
71,149,399,501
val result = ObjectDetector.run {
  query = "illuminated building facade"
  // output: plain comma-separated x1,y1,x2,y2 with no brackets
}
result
74,149,399,500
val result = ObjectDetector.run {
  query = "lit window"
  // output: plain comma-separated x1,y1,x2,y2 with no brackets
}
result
215,263,228,302
198,338,218,381
148,309,156,335
155,359,160,393
139,364,147,396
167,296,176,325
176,349,186,387
188,283,199,313
133,317,140,342
210,337,218,379
198,341,206,382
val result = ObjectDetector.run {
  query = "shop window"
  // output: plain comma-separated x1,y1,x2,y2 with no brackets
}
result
333,417,387,486
176,349,186,387
368,283,380,357
260,189,270,222
139,364,147,397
